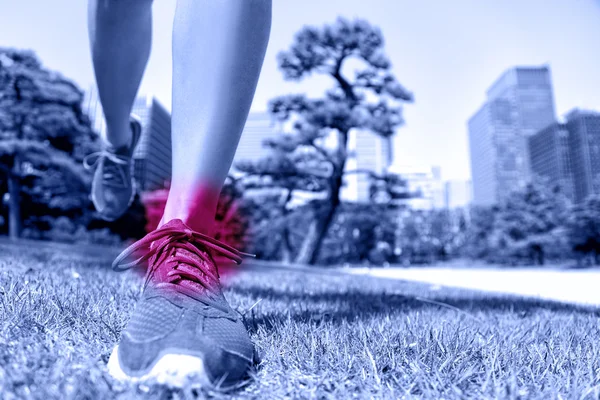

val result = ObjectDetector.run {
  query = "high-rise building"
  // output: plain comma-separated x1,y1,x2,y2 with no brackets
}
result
468,65,557,205
528,122,574,201
131,95,172,192
468,104,496,205
565,109,600,202
82,85,107,138
387,165,445,210
232,111,278,165
82,86,172,192
232,112,324,208
209,111,391,205
444,180,473,209
342,130,390,202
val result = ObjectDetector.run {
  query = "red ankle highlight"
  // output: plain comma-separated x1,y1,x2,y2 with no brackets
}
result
140,181,253,279
180,182,221,236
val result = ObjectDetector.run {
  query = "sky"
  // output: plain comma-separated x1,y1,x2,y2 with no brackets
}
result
0,0,599,181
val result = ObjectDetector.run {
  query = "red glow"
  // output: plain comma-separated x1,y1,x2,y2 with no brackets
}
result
140,183,251,280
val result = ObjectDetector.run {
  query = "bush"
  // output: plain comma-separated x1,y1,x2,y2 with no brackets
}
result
20,216,121,246
78,228,122,246
45,216,78,243
316,203,395,266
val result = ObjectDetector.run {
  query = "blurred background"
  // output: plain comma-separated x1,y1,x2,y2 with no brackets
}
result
0,0,599,268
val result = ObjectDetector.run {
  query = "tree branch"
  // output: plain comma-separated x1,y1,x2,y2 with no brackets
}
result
0,161,18,179
309,142,335,166
331,54,357,103
344,169,377,179
239,169,329,184
283,188,294,209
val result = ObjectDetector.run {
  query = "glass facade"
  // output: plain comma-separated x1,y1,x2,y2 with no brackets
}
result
132,96,172,192
528,123,574,201
566,111,600,202
468,104,496,205
232,111,278,165
468,66,556,205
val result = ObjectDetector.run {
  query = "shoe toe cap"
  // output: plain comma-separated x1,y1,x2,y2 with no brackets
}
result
203,344,254,388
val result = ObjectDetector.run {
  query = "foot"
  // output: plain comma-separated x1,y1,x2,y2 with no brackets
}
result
107,219,257,390
84,115,142,221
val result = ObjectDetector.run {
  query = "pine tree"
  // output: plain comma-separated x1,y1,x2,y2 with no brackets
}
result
240,17,413,264
0,48,99,238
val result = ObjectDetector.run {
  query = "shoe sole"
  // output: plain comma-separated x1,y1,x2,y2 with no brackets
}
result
107,345,212,389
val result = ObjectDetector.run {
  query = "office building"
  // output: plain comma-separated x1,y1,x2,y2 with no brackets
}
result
468,104,496,205
131,95,172,192
468,65,557,205
528,122,574,201
444,180,473,209
83,86,172,192
82,85,107,138
342,129,391,202
232,111,279,165
387,165,445,210
565,109,600,202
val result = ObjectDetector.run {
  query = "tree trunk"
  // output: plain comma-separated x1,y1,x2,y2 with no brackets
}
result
279,189,294,264
294,130,348,265
385,136,393,170
294,176,342,265
7,157,21,239
280,226,292,264
294,216,321,265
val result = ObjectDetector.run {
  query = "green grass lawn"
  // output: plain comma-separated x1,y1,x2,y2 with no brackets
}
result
0,241,599,399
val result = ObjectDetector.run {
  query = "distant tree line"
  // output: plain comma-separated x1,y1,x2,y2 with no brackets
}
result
0,47,146,245
233,177,600,267
463,181,600,267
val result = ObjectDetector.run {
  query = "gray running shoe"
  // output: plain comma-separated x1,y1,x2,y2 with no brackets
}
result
107,219,257,390
84,115,142,221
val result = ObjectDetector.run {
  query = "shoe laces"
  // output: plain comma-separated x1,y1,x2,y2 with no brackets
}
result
112,223,255,306
83,149,131,189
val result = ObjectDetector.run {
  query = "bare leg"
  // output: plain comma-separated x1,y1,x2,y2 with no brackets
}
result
104,2,271,385
160,0,272,235
87,0,153,148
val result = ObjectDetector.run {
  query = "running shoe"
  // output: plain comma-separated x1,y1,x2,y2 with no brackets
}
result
107,218,257,390
84,115,142,221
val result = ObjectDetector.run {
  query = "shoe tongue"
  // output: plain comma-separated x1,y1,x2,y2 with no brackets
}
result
158,219,215,272
160,218,189,230
113,131,137,156
104,140,131,157
114,145,131,157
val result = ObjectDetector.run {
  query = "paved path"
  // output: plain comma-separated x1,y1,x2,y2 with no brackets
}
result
343,266,600,306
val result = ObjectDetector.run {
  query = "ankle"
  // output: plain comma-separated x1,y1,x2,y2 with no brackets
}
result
160,183,221,236
105,122,133,149
159,215,215,237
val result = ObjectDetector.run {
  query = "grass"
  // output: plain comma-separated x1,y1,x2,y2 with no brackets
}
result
0,241,599,399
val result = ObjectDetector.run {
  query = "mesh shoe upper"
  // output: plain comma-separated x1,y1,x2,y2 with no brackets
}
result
84,116,142,221
111,219,256,388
